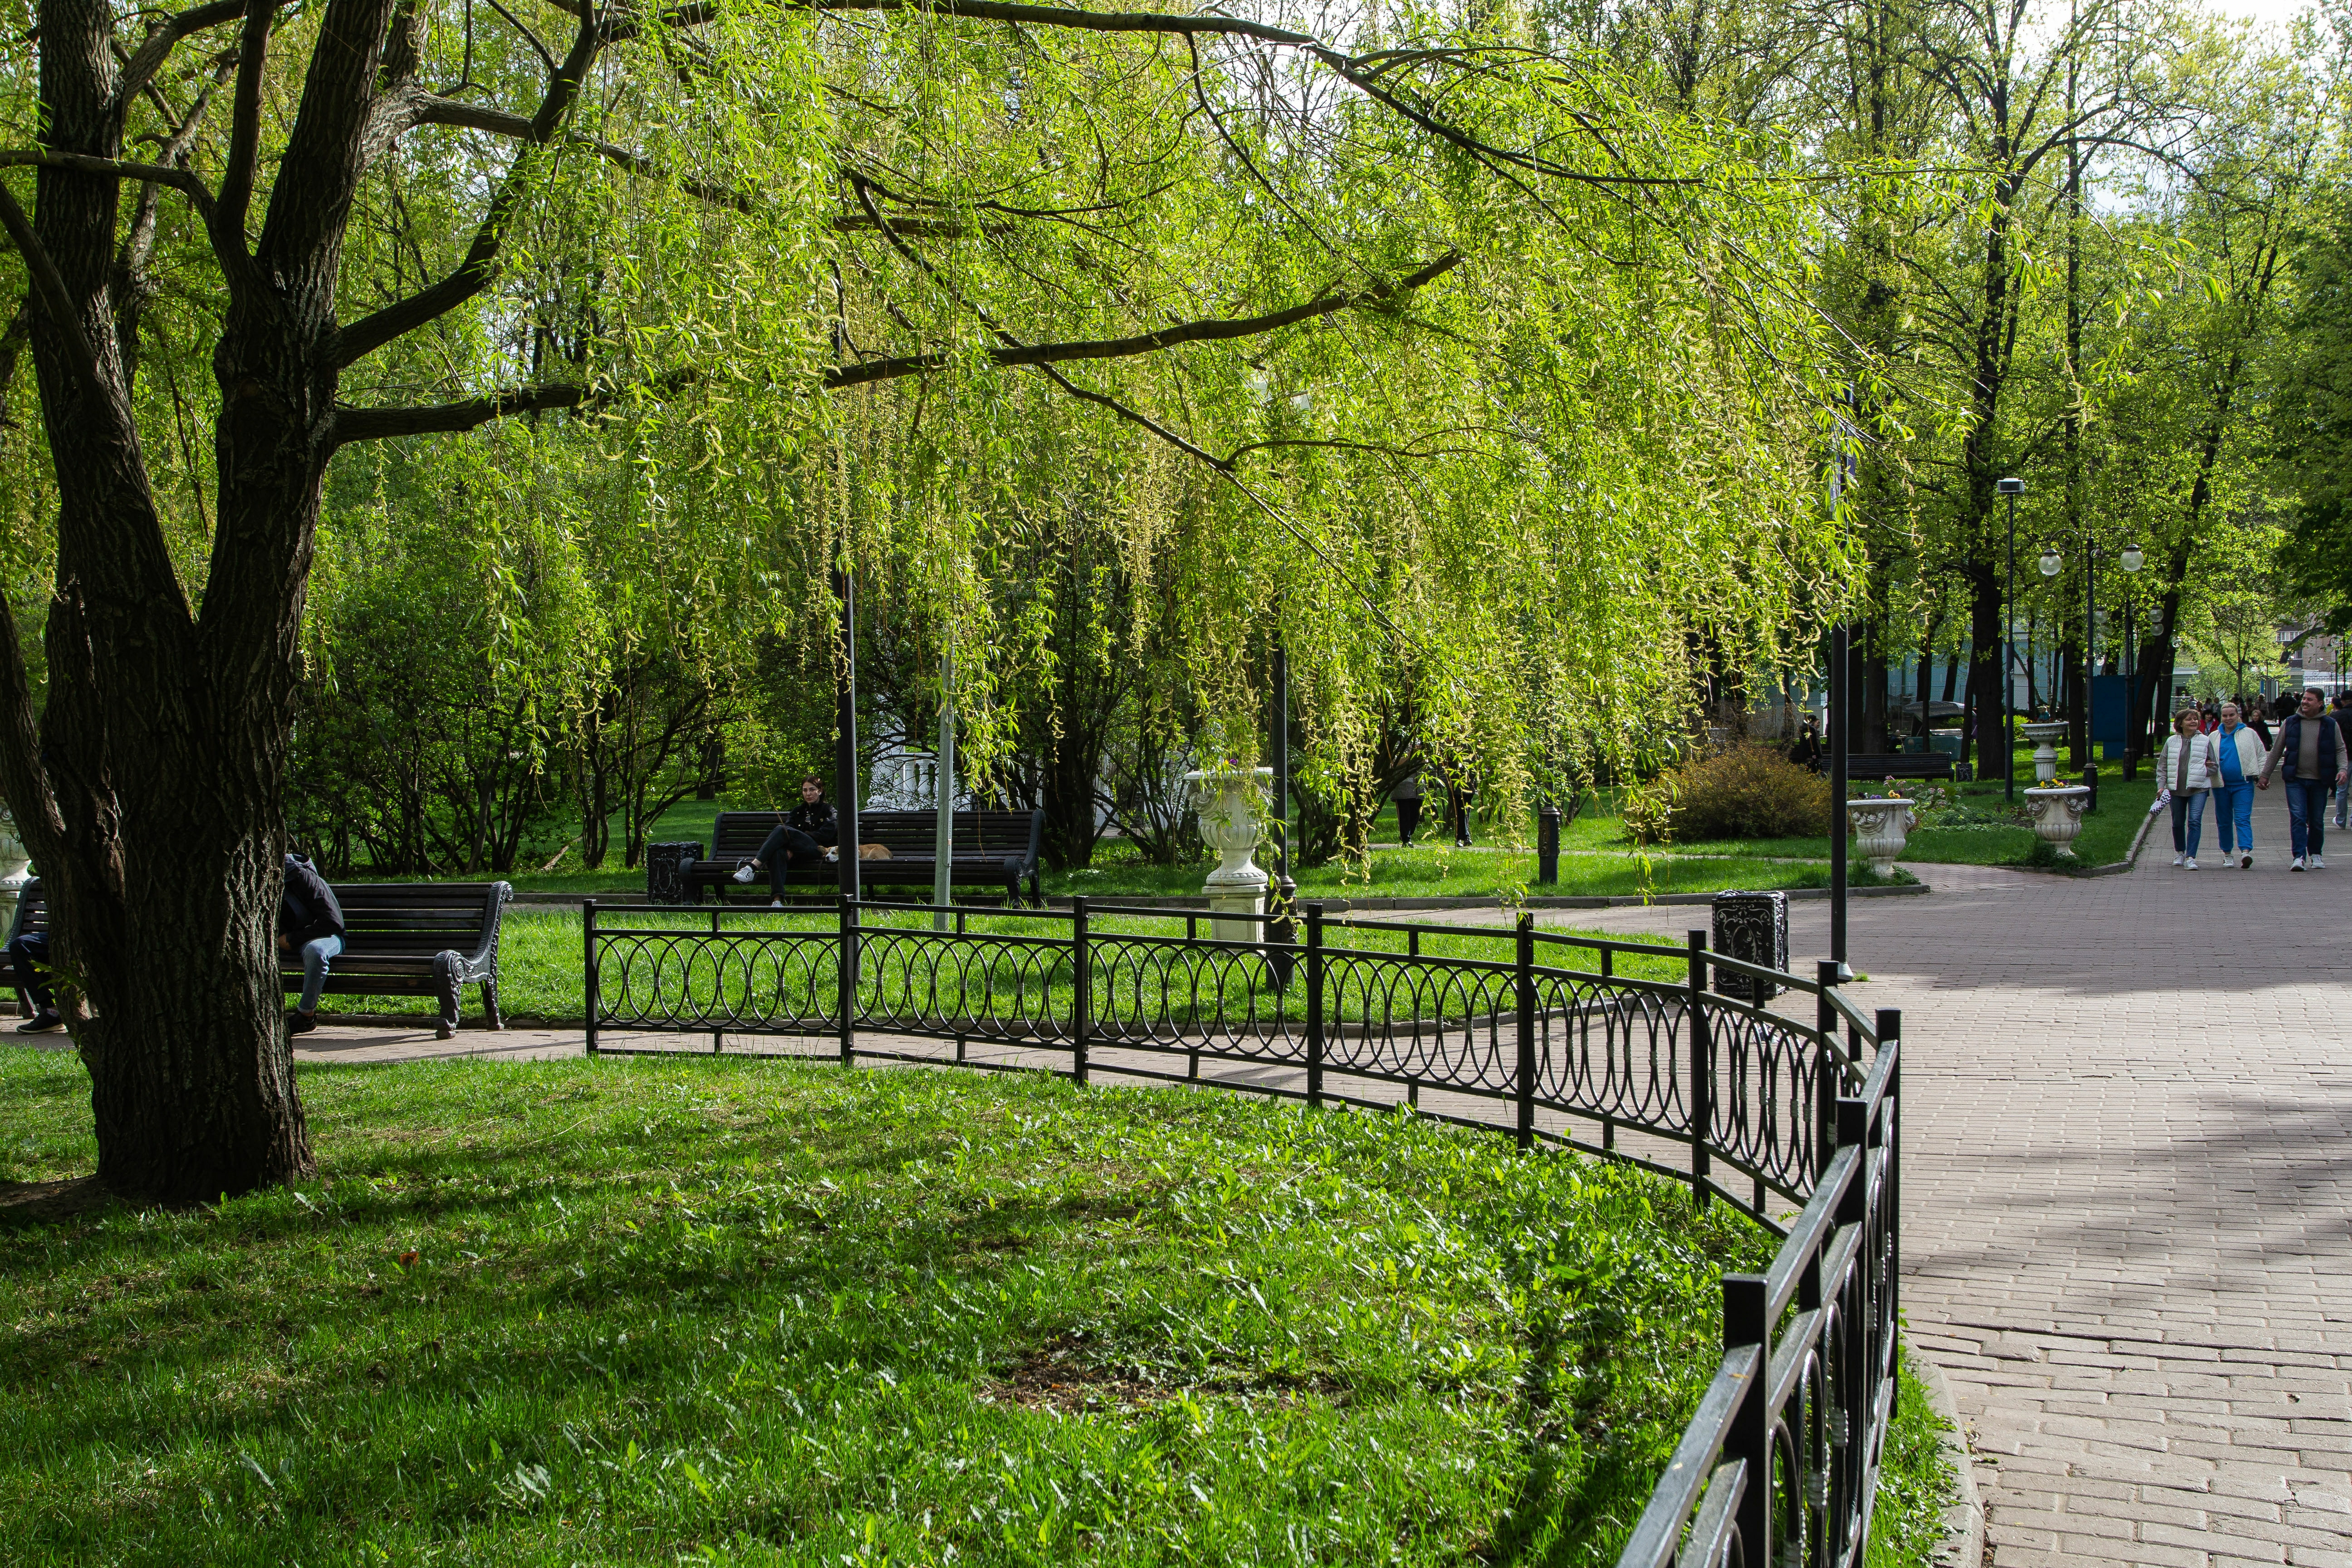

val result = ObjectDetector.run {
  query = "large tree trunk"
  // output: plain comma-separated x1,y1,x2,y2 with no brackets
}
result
0,0,402,1201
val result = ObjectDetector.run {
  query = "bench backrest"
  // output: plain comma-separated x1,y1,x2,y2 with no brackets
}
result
712,809,1042,863
8,881,507,958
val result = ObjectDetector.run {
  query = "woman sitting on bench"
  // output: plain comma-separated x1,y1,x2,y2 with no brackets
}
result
732,777,838,905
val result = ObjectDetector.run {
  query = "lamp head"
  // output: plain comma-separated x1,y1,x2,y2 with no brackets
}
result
2120,543,2145,573
2038,547,2063,578
1997,477,2025,496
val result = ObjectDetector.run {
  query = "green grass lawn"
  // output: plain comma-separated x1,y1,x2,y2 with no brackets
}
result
3,1050,1769,1566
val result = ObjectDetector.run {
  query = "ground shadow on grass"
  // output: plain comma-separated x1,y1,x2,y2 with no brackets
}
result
0,1174,111,1225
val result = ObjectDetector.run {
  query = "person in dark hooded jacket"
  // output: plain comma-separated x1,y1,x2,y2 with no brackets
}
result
280,853,346,1034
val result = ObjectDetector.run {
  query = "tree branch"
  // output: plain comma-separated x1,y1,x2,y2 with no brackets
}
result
0,180,112,411
826,251,1463,388
333,10,604,367
214,0,277,245
331,366,700,444
0,149,217,220
113,0,250,113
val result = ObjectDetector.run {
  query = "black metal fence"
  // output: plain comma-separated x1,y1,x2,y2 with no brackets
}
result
582,895,1900,1568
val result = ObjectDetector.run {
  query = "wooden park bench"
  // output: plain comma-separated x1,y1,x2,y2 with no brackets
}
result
1841,752,1958,784
678,809,1044,906
7,879,510,1040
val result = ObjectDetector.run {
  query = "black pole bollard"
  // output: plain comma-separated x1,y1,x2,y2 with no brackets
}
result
1303,902,1325,1107
583,898,600,1057
1686,929,1711,1207
1071,896,1090,1087
837,893,857,1068
1514,913,1536,1147
1537,804,1560,886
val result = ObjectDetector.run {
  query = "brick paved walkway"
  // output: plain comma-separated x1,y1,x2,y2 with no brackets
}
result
71,787,2345,1566
1564,784,2352,1567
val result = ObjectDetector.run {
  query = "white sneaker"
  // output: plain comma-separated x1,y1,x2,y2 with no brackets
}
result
732,863,757,883
2241,852,2253,868
2185,858,2199,870
2314,855,2327,870
2172,853,2185,866
770,899,785,908
2292,856,2307,872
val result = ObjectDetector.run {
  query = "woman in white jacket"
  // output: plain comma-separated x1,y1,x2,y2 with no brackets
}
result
2159,707,2221,868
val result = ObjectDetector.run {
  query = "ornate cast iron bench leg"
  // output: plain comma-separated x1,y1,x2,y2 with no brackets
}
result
433,950,463,1039
483,978,504,1031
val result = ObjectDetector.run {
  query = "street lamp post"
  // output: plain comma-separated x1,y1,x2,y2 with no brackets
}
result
2039,534,2144,810
1999,477,2024,801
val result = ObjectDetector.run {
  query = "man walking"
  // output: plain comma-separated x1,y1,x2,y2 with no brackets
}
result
2258,687,2351,870
1391,772,1424,847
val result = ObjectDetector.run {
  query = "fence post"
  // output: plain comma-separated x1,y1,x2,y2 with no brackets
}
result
1723,1272,1773,1567
583,899,600,1057
1687,929,1712,1208
1816,958,1841,1178
838,894,858,1068
1071,896,1091,1086
1304,902,1325,1107
1515,912,1536,1149
1880,1006,1902,1346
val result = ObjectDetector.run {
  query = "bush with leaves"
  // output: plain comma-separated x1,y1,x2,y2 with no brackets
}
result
1650,744,1833,843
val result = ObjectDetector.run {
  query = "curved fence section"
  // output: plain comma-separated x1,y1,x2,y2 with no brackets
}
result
581,894,1900,1568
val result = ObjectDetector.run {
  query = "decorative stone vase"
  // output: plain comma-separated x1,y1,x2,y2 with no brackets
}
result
1845,798,1919,878
2021,720,2069,784
1182,766,1273,944
2023,785,2092,858
0,814,28,935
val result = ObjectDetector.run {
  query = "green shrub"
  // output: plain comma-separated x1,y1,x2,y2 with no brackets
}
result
1622,774,1679,845
1662,743,1833,842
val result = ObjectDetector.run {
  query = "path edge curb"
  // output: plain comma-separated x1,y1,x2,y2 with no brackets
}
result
1912,1346,1986,1568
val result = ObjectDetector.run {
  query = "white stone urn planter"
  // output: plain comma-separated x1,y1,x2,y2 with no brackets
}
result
2021,720,2069,784
1182,766,1273,944
1845,798,1918,877
2023,785,2091,858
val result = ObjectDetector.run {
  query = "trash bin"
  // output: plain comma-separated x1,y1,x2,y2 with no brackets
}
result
647,841,705,906
1710,890,1787,1003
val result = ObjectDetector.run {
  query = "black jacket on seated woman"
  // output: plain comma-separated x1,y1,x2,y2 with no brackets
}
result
734,779,840,902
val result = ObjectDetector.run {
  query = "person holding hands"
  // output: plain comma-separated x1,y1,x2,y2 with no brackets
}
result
2258,686,2351,871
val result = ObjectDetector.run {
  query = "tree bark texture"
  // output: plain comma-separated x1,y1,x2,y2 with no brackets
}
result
0,0,410,1201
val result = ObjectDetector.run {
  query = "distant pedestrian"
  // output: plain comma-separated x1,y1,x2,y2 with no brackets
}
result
2331,693,2352,828
2258,687,2351,870
2212,701,2263,868
1452,775,1475,847
1392,772,1424,847
2159,708,2219,869
2242,699,2273,750
1787,717,1824,771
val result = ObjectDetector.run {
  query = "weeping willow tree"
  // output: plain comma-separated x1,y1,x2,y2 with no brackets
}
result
0,0,1856,1199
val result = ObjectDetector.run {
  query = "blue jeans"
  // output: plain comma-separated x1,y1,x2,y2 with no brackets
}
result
2284,779,2331,859
297,934,343,1012
2170,790,2208,858
2213,783,2254,855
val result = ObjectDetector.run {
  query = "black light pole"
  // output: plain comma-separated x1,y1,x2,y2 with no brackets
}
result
1829,619,1849,971
2040,535,2141,808
1268,634,1296,975
1999,476,2024,801
832,568,860,901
